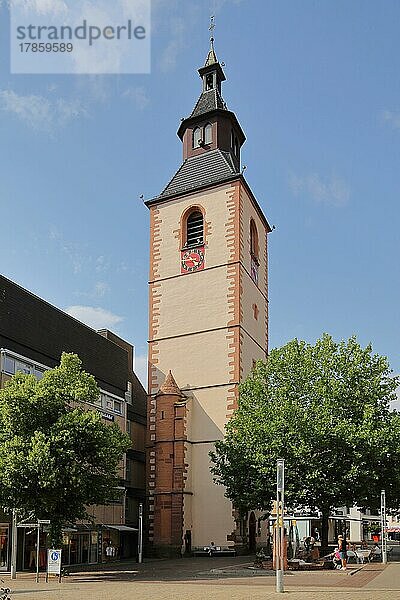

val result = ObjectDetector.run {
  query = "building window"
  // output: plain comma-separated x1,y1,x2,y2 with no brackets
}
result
91,395,102,407
253,303,259,320
205,73,214,90
34,367,45,380
4,356,15,375
193,127,202,148
15,360,31,375
204,123,212,145
250,219,259,258
186,210,204,247
231,129,239,156
113,400,122,414
250,219,259,284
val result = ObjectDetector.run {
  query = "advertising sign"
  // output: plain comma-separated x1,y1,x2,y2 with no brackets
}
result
47,549,62,575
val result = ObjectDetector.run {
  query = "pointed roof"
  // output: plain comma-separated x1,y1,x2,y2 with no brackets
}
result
204,38,218,67
150,149,239,203
190,87,227,118
158,370,183,396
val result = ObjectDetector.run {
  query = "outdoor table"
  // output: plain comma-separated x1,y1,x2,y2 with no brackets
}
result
355,549,372,563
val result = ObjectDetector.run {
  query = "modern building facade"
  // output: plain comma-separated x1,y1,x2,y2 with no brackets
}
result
0,273,146,570
146,40,271,554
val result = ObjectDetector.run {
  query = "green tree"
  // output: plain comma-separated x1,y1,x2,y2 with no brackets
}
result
210,334,400,551
0,353,131,545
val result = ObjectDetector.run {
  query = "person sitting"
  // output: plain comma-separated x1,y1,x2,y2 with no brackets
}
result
372,544,382,560
332,548,341,569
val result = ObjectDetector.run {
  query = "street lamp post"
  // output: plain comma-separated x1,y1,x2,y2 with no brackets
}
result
276,459,285,593
10,510,17,580
138,503,143,564
381,490,387,564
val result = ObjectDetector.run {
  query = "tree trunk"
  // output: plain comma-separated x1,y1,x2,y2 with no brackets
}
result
321,509,330,556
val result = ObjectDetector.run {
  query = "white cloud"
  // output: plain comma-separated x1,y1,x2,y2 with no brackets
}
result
210,0,244,10
122,86,150,110
289,173,350,207
159,17,186,73
65,305,123,331
16,0,68,17
95,255,110,273
382,110,400,131
134,352,148,389
49,227,86,274
94,281,110,297
0,90,88,132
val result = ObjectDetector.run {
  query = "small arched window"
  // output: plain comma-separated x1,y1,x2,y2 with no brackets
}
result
193,127,202,148
186,210,204,247
204,123,212,145
250,219,259,258
205,73,214,91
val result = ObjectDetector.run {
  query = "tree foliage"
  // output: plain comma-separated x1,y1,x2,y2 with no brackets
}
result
210,335,400,547
0,353,131,544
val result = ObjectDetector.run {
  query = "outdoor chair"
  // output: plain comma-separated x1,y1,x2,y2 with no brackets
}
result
346,550,357,564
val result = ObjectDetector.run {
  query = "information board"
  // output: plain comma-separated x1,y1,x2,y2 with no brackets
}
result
47,549,62,575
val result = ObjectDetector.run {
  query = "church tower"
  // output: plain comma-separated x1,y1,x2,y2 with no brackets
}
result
145,35,271,555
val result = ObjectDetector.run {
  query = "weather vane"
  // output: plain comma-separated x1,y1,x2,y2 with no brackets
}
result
209,15,215,41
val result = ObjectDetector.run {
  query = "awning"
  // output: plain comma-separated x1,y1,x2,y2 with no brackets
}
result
387,527,400,533
103,525,138,532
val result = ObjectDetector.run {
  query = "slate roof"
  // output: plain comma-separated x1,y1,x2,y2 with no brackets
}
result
190,88,227,118
155,149,239,202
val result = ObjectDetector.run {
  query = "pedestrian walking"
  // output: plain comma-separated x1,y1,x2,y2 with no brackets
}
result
338,535,348,570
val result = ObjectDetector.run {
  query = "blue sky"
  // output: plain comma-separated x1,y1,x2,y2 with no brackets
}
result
0,0,399,388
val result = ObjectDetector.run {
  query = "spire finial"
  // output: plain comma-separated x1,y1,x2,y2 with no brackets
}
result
205,15,218,67
209,15,215,43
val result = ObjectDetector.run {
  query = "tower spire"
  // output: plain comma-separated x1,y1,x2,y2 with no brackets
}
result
205,15,217,67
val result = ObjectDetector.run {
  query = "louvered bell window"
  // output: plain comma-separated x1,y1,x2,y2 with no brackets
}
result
186,211,204,247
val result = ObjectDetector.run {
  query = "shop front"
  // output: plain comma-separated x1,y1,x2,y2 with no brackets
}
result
101,525,138,562
61,525,138,566
0,526,9,571
62,528,99,566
